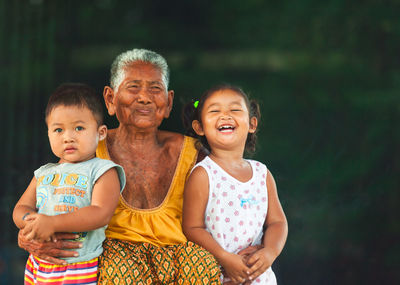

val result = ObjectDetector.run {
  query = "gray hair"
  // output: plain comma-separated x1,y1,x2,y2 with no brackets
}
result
110,48,170,92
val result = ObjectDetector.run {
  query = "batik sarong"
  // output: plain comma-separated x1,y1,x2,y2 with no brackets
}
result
98,238,221,284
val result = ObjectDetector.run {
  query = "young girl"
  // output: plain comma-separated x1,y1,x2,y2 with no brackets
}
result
182,84,288,284
13,83,126,285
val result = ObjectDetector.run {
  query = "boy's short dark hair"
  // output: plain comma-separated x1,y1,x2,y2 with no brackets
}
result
45,83,104,126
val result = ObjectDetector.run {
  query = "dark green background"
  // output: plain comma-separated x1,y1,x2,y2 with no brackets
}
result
1,0,399,284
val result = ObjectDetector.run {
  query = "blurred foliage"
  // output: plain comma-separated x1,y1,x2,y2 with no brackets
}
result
0,0,399,284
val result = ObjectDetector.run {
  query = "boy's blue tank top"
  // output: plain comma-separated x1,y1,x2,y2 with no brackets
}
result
34,157,126,263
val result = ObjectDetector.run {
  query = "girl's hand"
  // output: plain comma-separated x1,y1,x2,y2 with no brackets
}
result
22,213,55,242
220,252,251,284
237,245,263,263
246,247,274,281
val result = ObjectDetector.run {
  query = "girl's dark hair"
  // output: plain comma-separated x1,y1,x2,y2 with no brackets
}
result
182,84,261,154
45,83,104,126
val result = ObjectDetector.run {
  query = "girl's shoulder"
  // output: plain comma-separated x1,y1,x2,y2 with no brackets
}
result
246,159,268,171
191,155,212,172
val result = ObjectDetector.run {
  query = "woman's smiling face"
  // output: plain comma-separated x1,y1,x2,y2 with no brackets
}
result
107,61,174,130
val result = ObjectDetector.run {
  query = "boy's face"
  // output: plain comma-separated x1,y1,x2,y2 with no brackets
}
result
46,105,106,163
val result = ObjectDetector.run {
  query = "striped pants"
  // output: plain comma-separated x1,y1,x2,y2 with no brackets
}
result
24,254,98,285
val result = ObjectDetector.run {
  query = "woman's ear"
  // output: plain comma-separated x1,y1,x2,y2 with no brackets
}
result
103,86,116,116
249,117,258,133
98,125,107,141
164,90,174,118
192,120,205,136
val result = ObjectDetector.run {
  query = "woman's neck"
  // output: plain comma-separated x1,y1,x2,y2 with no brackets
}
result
110,125,161,151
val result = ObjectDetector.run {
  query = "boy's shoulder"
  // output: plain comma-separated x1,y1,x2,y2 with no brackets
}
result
34,158,118,176
34,162,61,174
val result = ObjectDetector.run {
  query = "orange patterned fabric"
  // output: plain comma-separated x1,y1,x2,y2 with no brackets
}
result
97,238,221,284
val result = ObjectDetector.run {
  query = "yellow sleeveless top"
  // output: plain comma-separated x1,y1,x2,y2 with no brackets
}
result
96,136,198,247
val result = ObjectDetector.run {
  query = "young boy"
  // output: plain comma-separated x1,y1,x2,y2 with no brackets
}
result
13,83,125,285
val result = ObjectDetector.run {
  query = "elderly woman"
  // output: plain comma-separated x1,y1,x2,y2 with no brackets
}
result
19,49,221,284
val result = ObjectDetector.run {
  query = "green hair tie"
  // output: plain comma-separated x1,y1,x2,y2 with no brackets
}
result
193,100,199,108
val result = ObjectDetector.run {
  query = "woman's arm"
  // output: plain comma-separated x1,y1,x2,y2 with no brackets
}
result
183,167,250,284
246,170,288,280
23,168,121,241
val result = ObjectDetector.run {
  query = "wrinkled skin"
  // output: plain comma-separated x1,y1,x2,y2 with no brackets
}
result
18,231,81,265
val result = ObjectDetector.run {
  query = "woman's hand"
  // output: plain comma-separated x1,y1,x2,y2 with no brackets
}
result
18,230,82,265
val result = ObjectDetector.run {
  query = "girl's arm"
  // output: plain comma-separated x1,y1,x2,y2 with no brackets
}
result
183,167,250,284
13,177,39,229
246,170,288,280
22,168,121,242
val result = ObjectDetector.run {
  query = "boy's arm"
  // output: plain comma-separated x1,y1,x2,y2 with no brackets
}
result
14,177,81,264
23,167,121,241
53,167,120,232
246,170,288,280
182,167,250,284
13,177,38,229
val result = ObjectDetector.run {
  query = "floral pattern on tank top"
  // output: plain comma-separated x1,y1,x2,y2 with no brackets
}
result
193,156,277,284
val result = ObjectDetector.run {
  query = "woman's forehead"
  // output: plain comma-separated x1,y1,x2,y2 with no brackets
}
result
123,62,163,82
